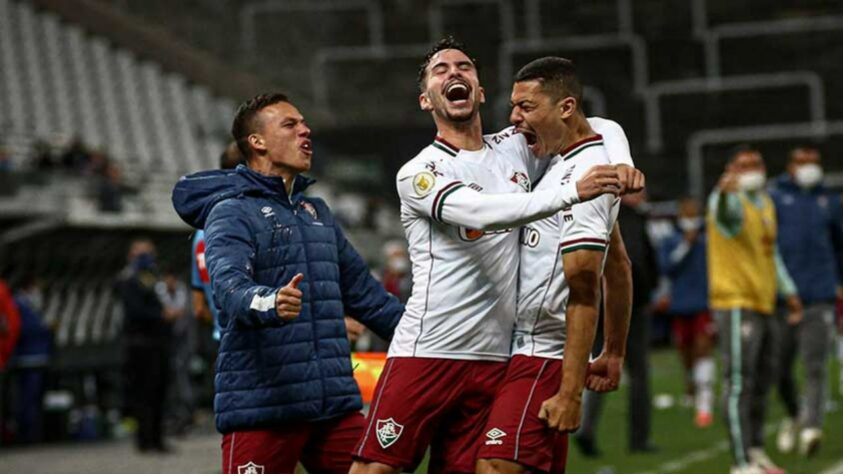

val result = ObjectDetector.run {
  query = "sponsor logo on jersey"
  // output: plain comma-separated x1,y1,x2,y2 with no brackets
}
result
560,164,576,186
520,226,540,247
485,427,507,445
459,227,512,242
510,171,531,192
238,462,265,474
413,171,436,197
376,418,404,449
260,206,275,218
300,201,318,220
425,161,444,177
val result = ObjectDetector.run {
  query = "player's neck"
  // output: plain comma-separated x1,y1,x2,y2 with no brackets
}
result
435,116,485,151
555,114,596,155
248,160,297,196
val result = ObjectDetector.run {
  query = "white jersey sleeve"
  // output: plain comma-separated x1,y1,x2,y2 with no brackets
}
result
587,117,634,167
396,156,581,232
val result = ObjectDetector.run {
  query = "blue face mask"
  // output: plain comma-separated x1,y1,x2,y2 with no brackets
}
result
134,252,156,271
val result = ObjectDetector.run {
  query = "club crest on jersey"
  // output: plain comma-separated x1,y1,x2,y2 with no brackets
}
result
510,171,530,192
238,462,265,474
300,201,318,220
376,418,404,449
413,171,436,197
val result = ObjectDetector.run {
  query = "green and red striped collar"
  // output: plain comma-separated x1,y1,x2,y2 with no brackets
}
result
560,134,603,161
432,136,460,157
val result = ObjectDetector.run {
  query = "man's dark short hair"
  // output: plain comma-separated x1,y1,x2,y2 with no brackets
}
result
514,57,583,104
729,144,760,163
417,36,478,92
219,141,245,169
231,92,290,158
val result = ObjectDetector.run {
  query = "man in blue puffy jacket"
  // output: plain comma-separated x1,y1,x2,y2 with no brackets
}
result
172,92,404,474
769,147,843,457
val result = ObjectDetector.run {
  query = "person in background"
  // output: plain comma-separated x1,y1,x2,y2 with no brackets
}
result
769,147,843,457
0,278,21,372
658,197,715,428
354,241,412,353
707,147,802,474
191,141,245,341
116,239,175,453
11,275,51,443
155,268,193,435
576,190,660,455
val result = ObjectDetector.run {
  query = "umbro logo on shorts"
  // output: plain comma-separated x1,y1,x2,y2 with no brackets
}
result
485,427,507,445
237,461,264,474
376,418,404,449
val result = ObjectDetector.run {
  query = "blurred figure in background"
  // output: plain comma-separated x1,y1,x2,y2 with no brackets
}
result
577,190,659,455
155,268,193,435
707,147,802,474
658,197,715,428
0,278,20,372
769,147,843,456
11,275,52,444
191,141,244,341
352,241,411,352
116,239,174,453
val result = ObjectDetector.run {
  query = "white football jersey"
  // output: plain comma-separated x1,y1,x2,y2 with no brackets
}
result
388,129,580,361
513,135,620,359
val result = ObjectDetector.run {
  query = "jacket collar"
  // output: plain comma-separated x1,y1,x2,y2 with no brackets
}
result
236,165,316,201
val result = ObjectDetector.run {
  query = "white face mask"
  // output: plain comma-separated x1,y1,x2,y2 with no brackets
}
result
678,217,703,232
793,163,823,189
738,171,766,192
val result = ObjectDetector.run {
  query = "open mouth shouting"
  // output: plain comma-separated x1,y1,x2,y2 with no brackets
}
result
299,139,313,156
444,80,471,106
516,127,539,154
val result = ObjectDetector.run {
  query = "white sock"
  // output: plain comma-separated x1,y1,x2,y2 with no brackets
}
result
693,357,715,413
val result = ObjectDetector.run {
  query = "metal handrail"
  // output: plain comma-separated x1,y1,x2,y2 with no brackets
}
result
644,71,826,153
685,120,843,198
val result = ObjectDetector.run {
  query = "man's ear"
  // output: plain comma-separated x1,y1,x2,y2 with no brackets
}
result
419,92,433,112
478,86,486,105
559,97,577,120
248,134,266,154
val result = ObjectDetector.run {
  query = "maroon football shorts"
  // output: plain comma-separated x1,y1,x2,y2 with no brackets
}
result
354,357,507,473
477,355,569,474
221,411,364,474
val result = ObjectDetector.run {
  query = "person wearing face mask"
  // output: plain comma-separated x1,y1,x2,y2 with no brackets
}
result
768,147,843,457
706,147,802,474
115,239,174,453
658,197,715,429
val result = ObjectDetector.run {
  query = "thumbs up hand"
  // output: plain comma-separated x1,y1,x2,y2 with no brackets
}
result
276,273,304,321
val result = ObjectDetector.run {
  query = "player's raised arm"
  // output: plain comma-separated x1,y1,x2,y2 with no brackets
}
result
397,160,620,232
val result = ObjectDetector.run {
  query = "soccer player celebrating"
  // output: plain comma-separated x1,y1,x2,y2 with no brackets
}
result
476,57,632,474
351,39,630,474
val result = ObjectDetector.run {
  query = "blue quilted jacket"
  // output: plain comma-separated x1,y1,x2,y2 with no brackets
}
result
769,174,843,304
172,165,403,433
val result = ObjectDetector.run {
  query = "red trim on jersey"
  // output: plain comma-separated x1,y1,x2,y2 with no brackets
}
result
434,136,460,154
558,134,603,157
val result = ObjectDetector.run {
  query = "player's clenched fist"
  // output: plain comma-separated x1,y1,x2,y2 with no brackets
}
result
276,273,304,321
585,353,623,393
576,165,621,202
538,393,582,432
616,164,645,195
